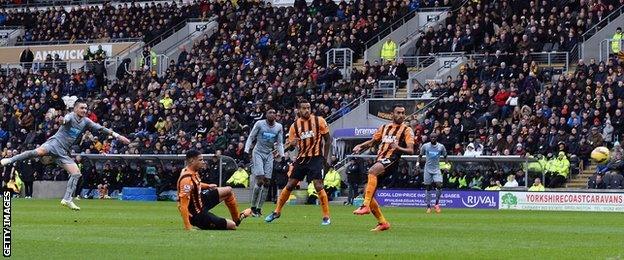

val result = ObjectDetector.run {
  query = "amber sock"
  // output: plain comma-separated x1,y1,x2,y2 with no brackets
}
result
363,174,378,207
275,188,292,214
224,194,240,222
318,189,330,218
370,198,387,224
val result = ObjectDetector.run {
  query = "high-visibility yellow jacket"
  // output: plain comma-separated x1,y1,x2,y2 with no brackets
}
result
612,32,623,53
227,168,249,188
324,168,341,189
381,40,397,61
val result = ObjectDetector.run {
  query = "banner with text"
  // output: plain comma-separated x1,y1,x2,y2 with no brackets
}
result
333,127,378,139
0,42,136,63
499,192,624,212
375,189,499,209
367,98,433,121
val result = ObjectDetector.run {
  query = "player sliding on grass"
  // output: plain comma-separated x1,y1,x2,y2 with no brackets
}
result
265,100,332,225
177,150,252,231
1,100,130,210
418,133,447,214
244,108,285,217
352,105,414,232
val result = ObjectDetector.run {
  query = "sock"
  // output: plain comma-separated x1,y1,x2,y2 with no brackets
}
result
318,189,330,218
275,188,292,214
435,188,442,205
8,149,38,164
224,194,240,222
63,174,80,201
257,185,268,210
250,184,260,210
425,188,431,208
74,176,83,197
363,174,378,207
370,198,387,224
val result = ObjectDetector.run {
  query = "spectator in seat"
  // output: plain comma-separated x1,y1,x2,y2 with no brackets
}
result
588,127,604,148
548,152,570,188
463,143,481,156
588,174,607,189
469,171,484,190
528,178,545,191
503,174,519,188
604,171,624,189
484,179,501,191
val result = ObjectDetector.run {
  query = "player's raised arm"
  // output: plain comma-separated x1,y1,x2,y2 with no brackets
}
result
353,125,384,154
85,118,130,145
244,121,260,154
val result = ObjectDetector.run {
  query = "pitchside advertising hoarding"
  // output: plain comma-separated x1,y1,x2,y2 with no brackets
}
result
0,42,136,63
499,191,624,212
375,190,499,209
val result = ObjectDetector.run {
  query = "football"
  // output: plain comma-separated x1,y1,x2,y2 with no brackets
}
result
590,146,610,164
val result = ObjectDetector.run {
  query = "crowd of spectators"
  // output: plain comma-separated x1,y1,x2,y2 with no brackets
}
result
2,0,624,195
400,49,624,188
1,0,443,195
0,1,205,43
413,0,624,55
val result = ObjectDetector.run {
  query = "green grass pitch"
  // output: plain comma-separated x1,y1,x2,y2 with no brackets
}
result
10,199,624,259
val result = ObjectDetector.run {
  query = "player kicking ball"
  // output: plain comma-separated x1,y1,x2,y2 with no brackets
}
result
1,100,130,210
177,150,252,230
418,133,447,214
264,100,333,225
352,105,414,232
244,109,285,217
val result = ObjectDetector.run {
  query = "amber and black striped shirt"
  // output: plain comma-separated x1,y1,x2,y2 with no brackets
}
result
288,115,330,159
177,167,203,215
372,123,415,161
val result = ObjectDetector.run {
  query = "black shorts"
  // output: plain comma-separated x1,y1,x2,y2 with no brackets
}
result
376,156,400,182
291,156,325,182
378,156,399,174
190,189,227,230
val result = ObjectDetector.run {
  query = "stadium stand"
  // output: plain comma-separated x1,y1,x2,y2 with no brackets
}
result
412,0,623,55
1,0,446,193
2,0,624,196
0,1,205,43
